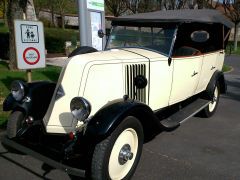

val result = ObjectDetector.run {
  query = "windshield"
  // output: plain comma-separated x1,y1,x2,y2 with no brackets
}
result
106,26,175,55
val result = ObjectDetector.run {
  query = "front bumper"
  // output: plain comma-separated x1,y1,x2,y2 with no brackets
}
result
1,136,85,177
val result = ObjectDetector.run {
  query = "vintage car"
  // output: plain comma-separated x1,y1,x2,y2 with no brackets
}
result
2,9,233,179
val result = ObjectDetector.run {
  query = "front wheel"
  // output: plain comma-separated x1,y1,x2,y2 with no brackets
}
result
7,111,25,139
91,116,144,180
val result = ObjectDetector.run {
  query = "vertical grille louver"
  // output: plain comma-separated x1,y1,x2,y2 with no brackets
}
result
125,64,147,103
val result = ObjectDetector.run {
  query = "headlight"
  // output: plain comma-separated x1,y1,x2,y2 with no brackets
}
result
11,80,25,101
70,97,91,122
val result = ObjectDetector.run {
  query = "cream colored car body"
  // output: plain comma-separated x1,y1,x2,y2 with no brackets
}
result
43,48,224,134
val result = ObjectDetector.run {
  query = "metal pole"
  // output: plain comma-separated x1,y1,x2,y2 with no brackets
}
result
78,0,88,46
23,12,32,83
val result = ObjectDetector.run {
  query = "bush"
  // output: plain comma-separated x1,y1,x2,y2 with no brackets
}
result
0,32,9,60
0,27,79,58
45,28,79,53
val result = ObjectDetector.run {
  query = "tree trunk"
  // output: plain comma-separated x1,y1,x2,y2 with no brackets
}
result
3,0,7,26
61,13,65,29
234,23,239,51
51,4,55,27
7,0,25,70
26,0,37,21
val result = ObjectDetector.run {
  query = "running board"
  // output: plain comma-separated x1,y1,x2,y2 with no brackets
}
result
1,137,85,177
160,98,210,129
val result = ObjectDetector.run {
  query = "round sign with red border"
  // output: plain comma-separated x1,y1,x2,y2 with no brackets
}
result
23,47,40,65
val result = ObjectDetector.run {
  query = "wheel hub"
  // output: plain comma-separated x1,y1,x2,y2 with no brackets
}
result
118,144,134,165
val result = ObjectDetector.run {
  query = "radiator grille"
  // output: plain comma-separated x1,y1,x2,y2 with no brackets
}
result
125,64,147,103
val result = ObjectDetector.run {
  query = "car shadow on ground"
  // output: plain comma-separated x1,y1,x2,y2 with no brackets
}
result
41,163,86,180
0,149,86,179
222,80,240,102
0,151,52,180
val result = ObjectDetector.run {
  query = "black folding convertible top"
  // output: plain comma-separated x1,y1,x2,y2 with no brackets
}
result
112,9,234,28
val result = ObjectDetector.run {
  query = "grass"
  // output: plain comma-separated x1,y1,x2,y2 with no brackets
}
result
226,42,240,55
0,61,61,128
222,64,232,72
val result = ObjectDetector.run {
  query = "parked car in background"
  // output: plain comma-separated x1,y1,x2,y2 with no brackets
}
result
2,9,233,180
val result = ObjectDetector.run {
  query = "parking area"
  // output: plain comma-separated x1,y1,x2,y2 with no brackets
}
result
0,55,240,180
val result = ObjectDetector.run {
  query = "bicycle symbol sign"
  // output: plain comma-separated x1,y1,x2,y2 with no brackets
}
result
21,24,39,43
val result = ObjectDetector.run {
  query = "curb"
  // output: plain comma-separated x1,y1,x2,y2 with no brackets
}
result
223,66,234,74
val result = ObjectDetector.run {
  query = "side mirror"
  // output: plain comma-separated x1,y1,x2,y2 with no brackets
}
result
98,29,105,38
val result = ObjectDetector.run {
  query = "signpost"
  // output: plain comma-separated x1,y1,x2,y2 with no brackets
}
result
78,0,105,51
14,20,45,82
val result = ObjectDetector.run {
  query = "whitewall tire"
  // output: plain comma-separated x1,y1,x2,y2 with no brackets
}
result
91,116,143,180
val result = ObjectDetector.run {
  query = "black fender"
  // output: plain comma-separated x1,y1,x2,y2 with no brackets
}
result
3,94,28,113
3,81,56,120
205,70,227,99
68,46,98,58
84,99,162,142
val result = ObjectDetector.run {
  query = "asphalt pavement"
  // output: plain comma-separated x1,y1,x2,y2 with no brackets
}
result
0,55,240,180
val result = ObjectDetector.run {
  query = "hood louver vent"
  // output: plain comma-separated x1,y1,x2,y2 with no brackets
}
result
125,64,147,103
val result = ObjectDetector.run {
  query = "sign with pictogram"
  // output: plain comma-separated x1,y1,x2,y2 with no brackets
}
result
14,20,45,69
21,24,39,43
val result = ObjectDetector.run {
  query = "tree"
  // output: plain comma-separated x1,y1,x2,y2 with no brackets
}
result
126,0,141,13
0,0,8,25
33,0,46,18
223,0,240,51
7,0,28,70
55,0,73,29
105,0,127,17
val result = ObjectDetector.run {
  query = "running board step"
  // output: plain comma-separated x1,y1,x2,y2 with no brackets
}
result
160,98,210,129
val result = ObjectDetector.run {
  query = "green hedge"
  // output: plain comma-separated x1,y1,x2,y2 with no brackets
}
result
0,32,9,59
44,28,79,53
0,27,79,58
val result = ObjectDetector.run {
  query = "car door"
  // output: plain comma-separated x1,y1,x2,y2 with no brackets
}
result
148,56,173,110
169,55,203,105
196,51,220,94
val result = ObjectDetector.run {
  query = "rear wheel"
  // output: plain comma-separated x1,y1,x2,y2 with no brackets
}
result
91,116,143,180
200,84,220,117
7,111,25,139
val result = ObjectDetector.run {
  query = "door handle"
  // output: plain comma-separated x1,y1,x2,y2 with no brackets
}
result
211,66,216,70
191,71,198,77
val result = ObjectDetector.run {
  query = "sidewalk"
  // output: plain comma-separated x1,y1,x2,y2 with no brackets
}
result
46,56,68,67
